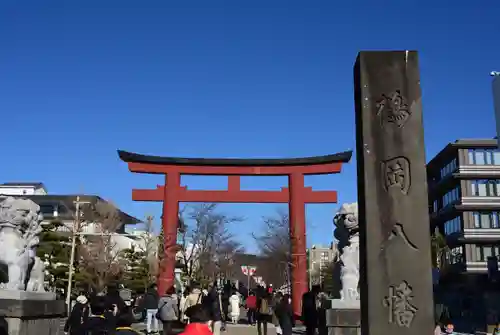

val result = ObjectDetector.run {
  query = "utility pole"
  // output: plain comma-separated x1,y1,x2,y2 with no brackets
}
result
66,195,90,314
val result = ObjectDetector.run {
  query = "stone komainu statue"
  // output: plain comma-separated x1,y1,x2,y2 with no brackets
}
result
0,197,46,291
333,202,359,301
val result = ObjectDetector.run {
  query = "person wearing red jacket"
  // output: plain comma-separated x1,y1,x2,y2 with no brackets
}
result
245,291,257,325
182,304,213,335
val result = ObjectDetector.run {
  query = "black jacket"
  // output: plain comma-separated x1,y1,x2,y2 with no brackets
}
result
301,291,318,324
106,293,127,316
204,287,223,321
142,288,160,310
64,303,89,335
275,300,294,330
82,315,115,334
113,326,141,334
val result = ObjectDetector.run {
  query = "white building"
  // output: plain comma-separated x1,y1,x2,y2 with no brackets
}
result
0,182,142,252
0,182,48,196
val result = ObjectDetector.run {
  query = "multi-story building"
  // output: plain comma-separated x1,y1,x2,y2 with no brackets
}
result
428,139,500,330
428,139,500,276
308,243,338,286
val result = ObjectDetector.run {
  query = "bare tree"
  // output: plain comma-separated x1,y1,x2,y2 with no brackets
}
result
253,209,291,287
253,209,290,260
77,200,125,293
178,203,244,282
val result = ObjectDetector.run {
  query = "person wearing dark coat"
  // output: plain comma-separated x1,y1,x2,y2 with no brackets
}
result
113,311,141,335
256,287,272,335
82,296,116,335
106,286,127,318
142,284,160,334
64,295,89,335
275,294,294,335
301,285,320,335
203,282,223,335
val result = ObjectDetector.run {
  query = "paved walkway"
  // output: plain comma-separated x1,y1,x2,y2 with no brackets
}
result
132,323,306,335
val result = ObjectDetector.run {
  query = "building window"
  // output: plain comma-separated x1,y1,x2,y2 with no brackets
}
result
440,158,457,179
446,247,464,264
471,180,500,196
39,204,55,216
444,216,462,235
469,149,500,165
433,200,439,213
442,187,460,206
473,212,500,229
475,245,500,261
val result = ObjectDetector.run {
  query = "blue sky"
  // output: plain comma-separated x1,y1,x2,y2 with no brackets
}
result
1,1,499,253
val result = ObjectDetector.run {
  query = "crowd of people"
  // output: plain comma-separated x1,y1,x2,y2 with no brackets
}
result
64,282,328,335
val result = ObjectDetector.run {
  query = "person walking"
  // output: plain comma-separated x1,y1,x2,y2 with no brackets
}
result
245,291,257,325
271,292,283,335
64,295,89,335
179,287,190,324
185,284,204,311
204,282,223,335
229,290,241,324
81,296,116,335
301,285,320,335
157,286,179,335
275,294,294,335
256,287,273,335
143,284,160,335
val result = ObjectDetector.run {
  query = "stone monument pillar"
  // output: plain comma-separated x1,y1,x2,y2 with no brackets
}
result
355,51,434,335
326,203,361,335
0,197,65,335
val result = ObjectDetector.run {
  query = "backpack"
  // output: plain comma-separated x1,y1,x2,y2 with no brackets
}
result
259,298,272,315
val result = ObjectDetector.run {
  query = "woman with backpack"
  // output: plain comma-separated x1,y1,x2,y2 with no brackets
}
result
157,287,179,335
256,287,272,335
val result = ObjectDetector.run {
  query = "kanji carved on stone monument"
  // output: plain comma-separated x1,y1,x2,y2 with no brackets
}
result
382,281,418,328
381,223,419,252
376,90,411,128
381,156,411,194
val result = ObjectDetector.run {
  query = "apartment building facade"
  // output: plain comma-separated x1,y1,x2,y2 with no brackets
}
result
308,244,338,286
428,139,500,330
428,139,500,277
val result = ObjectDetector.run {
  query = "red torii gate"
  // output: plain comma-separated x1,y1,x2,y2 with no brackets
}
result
118,149,352,316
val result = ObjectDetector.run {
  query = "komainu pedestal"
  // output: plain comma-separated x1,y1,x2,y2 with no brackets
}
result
0,292,65,335
326,309,361,335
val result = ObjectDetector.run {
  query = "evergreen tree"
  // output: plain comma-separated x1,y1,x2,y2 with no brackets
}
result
120,247,154,293
157,225,165,277
36,220,71,291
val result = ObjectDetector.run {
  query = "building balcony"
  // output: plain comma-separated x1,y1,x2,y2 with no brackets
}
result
465,261,500,273
455,165,500,179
